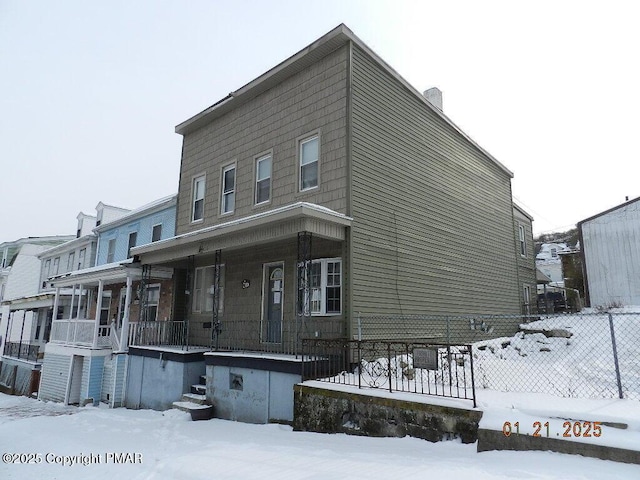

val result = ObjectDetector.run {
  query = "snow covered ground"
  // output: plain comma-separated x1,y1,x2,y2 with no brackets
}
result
1,393,639,480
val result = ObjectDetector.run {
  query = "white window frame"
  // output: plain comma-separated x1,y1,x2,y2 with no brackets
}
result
192,264,225,314
518,224,526,257
145,283,161,321
191,175,206,223
127,231,137,258
221,164,236,215
255,153,272,205
78,248,86,270
298,133,319,192
44,259,51,278
151,223,162,242
298,257,341,316
52,257,60,275
67,252,75,272
523,285,531,305
106,239,116,263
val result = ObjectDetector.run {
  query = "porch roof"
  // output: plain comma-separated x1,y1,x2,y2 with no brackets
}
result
131,202,352,266
48,258,173,288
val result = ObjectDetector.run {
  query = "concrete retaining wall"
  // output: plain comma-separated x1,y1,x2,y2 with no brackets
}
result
294,384,482,443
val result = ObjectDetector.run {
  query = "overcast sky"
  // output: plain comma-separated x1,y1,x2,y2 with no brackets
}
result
1,1,639,242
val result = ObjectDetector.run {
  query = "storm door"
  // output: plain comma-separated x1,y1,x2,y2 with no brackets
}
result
263,264,283,343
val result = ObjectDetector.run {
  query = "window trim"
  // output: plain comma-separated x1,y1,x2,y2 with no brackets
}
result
106,239,116,263
44,259,51,278
52,257,60,276
151,223,162,242
297,257,342,316
191,174,206,223
220,162,236,216
192,264,226,314
78,248,86,270
298,132,320,192
254,151,273,206
145,283,161,322
127,231,137,258
518,224,526,257
67,252,75,272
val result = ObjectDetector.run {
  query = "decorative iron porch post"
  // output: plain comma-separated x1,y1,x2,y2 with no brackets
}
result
211,249,222,351
296,232,312,356
139,264,151,322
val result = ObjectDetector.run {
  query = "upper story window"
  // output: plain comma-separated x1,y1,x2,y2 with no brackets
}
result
106,239,116,263
298,258,341,315
518,224,526,257
221,164,236,215
52,257,60,275
152,224,162,242
127,232,137,258
550,247,558,258
299,134,319,191
44,259,51,278
78,248,86,270
67,252,75,271
192,175,205,222
255,154,272,205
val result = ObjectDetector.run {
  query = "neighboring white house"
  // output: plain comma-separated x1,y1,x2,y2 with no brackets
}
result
535,242,569,288
578,196,640,307
0,236,75,395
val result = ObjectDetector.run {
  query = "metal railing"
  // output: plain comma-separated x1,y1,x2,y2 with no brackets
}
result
212,317,346,355
357,312,640,401
2,341,41,362
50,319,111,347
301,338,476,406
128,321,187,348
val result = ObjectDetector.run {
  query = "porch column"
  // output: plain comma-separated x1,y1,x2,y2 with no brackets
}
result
211,249,222,350
65,285,75,343
52,287,60,321
18,310,26,360
77,283,83,318
120,275,133,351
93,280,104,348
296,232,312,356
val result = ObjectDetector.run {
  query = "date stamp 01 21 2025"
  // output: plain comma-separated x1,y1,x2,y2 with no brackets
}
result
502,421,603,438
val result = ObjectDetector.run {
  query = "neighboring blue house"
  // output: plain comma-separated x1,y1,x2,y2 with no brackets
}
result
38,194,178,407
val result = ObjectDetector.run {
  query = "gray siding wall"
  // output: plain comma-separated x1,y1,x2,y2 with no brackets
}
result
39,353,71,403
188,238,343,347
513,208,536,303
350,44,520,318
176,46,349,235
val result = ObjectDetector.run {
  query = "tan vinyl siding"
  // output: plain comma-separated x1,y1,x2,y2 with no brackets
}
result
513,208,536,289
349,44,520,319
176,46,349,235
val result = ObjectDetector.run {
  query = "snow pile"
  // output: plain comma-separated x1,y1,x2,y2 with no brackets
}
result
473,313,640,399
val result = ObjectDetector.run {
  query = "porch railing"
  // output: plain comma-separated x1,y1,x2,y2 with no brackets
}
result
2,341,41,362
50,319,111,348
128,321,187,348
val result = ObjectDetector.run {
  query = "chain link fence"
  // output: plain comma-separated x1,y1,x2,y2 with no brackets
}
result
356,312,640,400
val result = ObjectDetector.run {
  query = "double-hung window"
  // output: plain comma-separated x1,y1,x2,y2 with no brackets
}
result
67,252,75,272
255,154,272,204
52,257,60,275
192,175,205,222
298,258,341,315
518,224,526,257
152,224,162,242
127,232,137,258
299,134,319,191
221,165,235,214
145,285,160,321
193,265,225,314
106,239,116,263
78,248,86,270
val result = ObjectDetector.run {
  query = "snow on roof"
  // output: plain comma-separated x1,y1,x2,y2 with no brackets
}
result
48,258,135,282
95,194,177,232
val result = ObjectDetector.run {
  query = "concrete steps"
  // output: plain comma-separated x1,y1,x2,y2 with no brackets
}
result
171,374,212,420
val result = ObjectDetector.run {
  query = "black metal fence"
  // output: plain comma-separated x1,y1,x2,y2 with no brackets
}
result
355,312,640,400
2,341,40,362
302,338,476,406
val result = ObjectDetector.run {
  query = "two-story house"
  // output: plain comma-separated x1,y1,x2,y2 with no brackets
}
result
513,204,536,314
0,235,74,396
37,194,177,406
130,24,526,423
